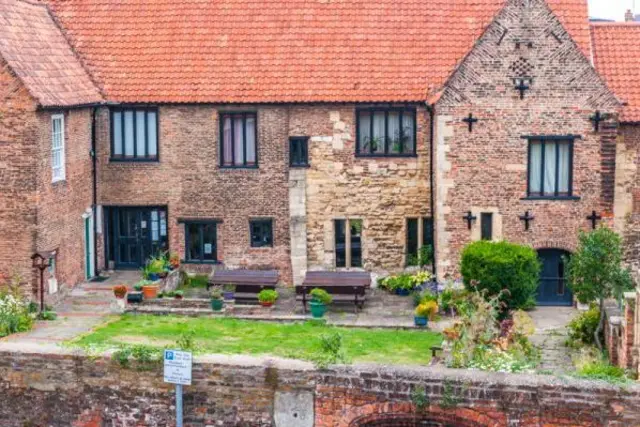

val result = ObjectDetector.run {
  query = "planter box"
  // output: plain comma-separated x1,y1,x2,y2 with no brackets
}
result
127,292,143,304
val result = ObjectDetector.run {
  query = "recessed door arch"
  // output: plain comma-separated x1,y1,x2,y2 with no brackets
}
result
536,248,572,306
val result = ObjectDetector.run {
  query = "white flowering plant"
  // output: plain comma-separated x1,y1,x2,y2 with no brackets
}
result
0,293,34,337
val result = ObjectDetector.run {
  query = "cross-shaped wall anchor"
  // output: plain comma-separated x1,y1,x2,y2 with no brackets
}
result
519,210,535,231
462,113,479,133
462,211,477,230
590,110,605,132
514,78,530,99
586,210,602,230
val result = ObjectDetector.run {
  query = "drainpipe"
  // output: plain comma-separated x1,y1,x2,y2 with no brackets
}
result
91,107,99,276
427,104,437,279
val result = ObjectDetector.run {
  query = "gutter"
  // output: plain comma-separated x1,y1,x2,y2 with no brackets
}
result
427,104,437,279
91,107,99,276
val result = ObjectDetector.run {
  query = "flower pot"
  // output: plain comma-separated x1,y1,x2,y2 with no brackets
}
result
127,291,143,304
174,295,183,300
259,301,274,307
148,273,160,281
309,301,327,318
414,316,428,327
395,288,411,296
223,291,235,301
142,285,159,299
211,298,224,311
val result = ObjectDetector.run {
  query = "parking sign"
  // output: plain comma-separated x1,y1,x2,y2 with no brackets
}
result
163,349,192,386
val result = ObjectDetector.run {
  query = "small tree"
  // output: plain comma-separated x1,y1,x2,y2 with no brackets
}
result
566,227,634,352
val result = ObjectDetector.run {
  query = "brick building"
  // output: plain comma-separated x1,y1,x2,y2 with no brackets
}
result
0,0,638,306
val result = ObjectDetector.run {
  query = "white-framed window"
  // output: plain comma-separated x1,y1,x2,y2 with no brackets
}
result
51,114,66,182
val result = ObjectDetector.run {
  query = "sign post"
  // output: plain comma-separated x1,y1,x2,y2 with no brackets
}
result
164,349,192,427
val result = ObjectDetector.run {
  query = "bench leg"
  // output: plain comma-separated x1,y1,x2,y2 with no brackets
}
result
302,293,307,314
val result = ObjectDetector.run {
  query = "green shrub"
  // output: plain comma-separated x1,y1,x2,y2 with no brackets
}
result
310,288,333,305
313,332,349,369
460,241,540,311
0,294,34,337
258,289,278,304
567,306,602,348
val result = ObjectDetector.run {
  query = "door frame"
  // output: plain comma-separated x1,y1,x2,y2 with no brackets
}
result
104,205,169,270
536,248,573,306
82,208,95,279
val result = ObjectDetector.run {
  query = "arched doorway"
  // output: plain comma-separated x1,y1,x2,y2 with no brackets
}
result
350,413,485,427
536,248,572,306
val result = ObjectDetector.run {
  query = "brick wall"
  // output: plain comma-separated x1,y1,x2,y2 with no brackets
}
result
0,350,638,426
95,105,292,282
434,0,620,277
616,124,640,276
0,58,38,289
35,108,94,296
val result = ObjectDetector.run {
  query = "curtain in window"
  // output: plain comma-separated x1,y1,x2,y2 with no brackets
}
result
147,111,158,157
359,112,371,152
135,111,146,156
245,115,256,165
113,112,123,156
223,116,233,165
403,114,415,153
529,142,542,194
124,111,135,157
388,112,401,154
372,112,385,154
558,143,570,194
233,114,245,166
543,143,557,195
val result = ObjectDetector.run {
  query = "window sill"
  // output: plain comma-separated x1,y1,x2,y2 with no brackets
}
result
249,245,274,249
181,260,220,265
290,164,310,168
110,158,159,163
520,196,581,201
355,154,417,159
51,178,66,185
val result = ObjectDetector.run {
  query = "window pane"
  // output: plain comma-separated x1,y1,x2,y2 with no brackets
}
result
234,114,245,166
403,112,415,153
558,143,570,195
335,220,346,267
481,213,493,241
388,112,401,154
250,220,273,247
223,116,233,166
529,142,542,195
350,219,362,267
543,142,557,195
113,112,123,156
147,111,158,157
124,110,135,157
422,217,434,250
136,111,146,157
246,115,256,165
202,223,217,261
372,112,385,154
358,111,371,153
406,218,418,266
187,224,201,261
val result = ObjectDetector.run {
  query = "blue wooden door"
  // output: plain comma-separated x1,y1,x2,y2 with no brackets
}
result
536,249,573,306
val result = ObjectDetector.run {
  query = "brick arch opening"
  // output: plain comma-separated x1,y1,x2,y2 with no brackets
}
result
349,413,489,427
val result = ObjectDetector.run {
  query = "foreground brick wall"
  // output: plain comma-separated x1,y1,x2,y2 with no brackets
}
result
0,350,638,426
434,0,620,277
0,59,38,287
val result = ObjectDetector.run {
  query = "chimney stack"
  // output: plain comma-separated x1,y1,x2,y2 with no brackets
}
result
626,9,635,22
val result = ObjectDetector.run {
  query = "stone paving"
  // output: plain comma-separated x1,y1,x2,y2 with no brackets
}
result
529,306,578,374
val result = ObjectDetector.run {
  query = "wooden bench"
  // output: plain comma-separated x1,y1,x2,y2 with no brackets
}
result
296,271,371,313
208,269,279,304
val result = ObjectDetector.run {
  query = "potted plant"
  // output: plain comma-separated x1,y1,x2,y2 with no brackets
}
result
223,284,236,301
127,282,144,304
174,290,184,300
395,275,415,296
140,279,159,299
414,301,438,327
309,288,332,319
169,252,180,270
146,257,164,281
258,289,278,307
113,285,127,299
210,286,224,311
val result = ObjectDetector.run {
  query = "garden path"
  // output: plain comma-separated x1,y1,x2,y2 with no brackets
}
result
529,306,577,374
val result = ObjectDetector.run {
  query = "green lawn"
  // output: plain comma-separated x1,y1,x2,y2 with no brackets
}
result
74,315,442,365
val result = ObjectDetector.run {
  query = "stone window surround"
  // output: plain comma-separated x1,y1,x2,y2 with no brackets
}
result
332,217,363,269
470,207,502,242
405,216,433,266
354,107,417,158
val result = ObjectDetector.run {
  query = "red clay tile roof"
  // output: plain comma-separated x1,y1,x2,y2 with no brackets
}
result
591,22,640,123
43,0,592,104
0,0,101,107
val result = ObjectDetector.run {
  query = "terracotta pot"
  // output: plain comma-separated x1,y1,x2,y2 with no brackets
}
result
142,285,159,299
259,301,274,307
